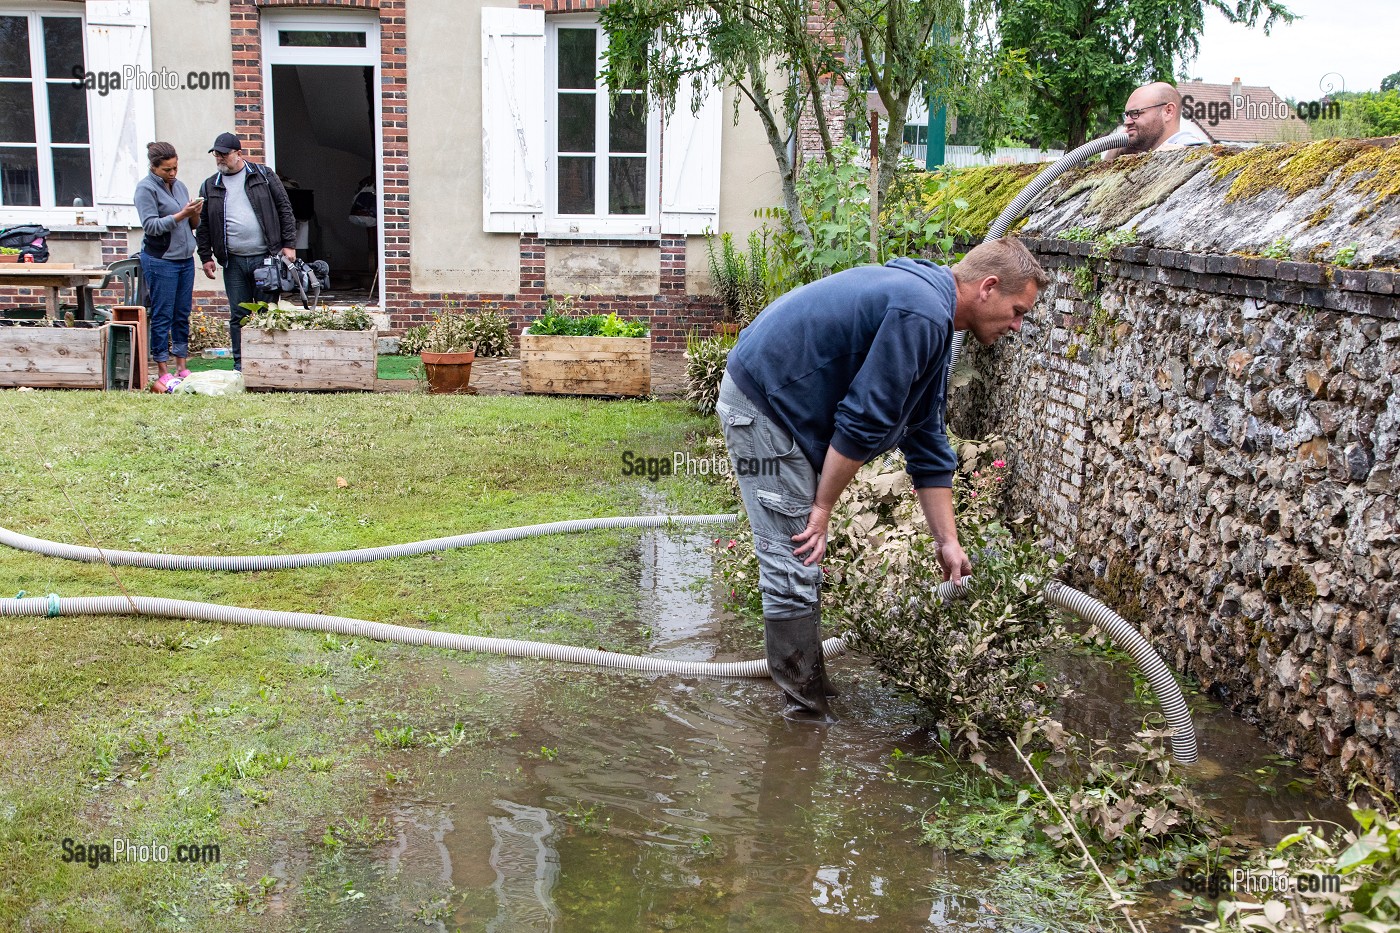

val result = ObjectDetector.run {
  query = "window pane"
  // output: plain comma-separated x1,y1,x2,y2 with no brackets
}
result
278,30,366,48
557,93,595,153
558,156,594,214
47,82,88,144
0,83,36,142
43,17,82,79
609,92,647,153
0,146,39,205
557,29,595,90
0,16,29,78
608,157,646,215
53,147,92,206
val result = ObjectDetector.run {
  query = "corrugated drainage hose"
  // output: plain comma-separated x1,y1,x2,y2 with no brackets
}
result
2,510,1195,760
947,132,1130,377
940,130,1199,762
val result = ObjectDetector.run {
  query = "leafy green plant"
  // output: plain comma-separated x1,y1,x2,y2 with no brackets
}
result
683,330,735,415
0,246,21,255
398,323,430,356
1331,242,1361,268
187,308,230,352
1058,226,1098,242
527,298,648,337
761,143,967,297
913,728,1227,885
705,230,770,326
419,305,476,355
1091,226,1138,258
1262,237,1294,260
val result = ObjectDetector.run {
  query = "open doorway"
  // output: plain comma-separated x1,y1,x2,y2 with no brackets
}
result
261,13,381,308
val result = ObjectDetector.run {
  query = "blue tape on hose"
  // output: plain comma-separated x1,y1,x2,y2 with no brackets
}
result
47,593,60,617
12,591,23,599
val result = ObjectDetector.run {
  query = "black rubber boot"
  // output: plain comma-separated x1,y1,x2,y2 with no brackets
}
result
764,609,835,722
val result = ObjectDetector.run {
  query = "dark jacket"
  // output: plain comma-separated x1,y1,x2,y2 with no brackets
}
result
195,162,297,265
725,258,960,489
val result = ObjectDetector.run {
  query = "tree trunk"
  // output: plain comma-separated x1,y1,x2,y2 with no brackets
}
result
740,59,814,251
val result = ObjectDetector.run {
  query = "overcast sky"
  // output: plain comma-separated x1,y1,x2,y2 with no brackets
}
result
1186,0,1397,100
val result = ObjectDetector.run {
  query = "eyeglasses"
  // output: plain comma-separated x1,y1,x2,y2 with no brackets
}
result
1122,102,1169,121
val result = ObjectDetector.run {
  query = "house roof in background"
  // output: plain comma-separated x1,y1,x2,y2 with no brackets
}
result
1178,79,1310,144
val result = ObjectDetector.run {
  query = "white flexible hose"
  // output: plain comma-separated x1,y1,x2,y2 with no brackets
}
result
0,513,1195,760
0,514,739,571
0,594,842,678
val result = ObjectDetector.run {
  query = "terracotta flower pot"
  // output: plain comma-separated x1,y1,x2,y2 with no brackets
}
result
718,321,741,337
421,349,476,394
0,254,19,263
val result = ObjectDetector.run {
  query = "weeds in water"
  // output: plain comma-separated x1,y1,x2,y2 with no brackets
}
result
560,801,610,834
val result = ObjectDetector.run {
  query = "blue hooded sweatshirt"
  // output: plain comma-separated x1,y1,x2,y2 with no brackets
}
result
725,257,959,489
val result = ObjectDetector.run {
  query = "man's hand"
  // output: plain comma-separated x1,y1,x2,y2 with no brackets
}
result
937,539,973,583
791,505,832,567
281,247,297,261
202,260,216,279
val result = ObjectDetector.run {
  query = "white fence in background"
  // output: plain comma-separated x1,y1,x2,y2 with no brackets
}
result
902,144,1066,167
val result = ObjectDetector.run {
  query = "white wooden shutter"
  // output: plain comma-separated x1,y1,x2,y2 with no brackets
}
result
660,77,722,234
85,0,154,227
481,7,545,233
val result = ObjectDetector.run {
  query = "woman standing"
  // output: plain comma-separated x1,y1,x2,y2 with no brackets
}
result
134,142,201,391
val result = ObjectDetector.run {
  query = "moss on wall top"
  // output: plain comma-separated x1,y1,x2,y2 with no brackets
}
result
1010,138,1400,264
919,163,1041,239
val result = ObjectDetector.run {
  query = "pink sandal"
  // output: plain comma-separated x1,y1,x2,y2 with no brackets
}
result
176,369,192,379
153,373,177,393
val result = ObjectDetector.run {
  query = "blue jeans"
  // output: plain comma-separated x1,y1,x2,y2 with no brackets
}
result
139,253,194,363
717,371,822,620
223,253,274,369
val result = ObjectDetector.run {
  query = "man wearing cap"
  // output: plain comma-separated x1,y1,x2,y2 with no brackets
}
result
195,132,298,370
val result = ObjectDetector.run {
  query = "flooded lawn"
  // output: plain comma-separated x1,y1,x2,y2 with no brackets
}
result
307,530,1345,933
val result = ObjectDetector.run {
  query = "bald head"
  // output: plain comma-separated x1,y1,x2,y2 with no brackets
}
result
1122,81,1184,152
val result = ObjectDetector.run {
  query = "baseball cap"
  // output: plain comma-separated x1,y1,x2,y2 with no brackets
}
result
208,132,241,154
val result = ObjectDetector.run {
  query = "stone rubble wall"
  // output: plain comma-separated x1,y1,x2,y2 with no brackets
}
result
950,141,1400,792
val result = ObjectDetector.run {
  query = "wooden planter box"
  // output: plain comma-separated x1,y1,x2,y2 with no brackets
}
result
0,325,105,388
243,328,378,391
520,329,651,397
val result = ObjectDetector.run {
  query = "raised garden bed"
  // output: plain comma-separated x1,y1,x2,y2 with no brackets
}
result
520,330,651,397
519,306,651,397
0,325,105,389
242,328,378,391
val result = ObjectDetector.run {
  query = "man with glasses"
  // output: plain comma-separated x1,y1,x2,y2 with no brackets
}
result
1104,82,1207,161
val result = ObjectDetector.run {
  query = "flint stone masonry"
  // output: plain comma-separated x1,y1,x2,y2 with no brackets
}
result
952,141,1400,793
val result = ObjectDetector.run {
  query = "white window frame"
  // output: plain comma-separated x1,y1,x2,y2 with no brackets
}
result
0,4,91,217
543,14,659,237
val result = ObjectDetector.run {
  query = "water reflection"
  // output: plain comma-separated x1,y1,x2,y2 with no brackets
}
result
360,530,1347,933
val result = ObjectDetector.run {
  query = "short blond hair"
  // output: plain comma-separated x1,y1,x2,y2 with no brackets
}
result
952,238,1048,294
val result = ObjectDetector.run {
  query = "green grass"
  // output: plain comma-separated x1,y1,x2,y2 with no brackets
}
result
185,355,420,380
0,390,733,930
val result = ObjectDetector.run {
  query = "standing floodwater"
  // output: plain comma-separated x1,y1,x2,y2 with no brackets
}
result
332,530,1343,932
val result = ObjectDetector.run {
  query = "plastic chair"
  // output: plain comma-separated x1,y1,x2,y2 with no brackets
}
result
78,257,146,322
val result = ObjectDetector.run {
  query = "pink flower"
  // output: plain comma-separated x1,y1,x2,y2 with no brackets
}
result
970,491,979,498
727,539,737,549
992,459,1006,469
972,470,981,478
